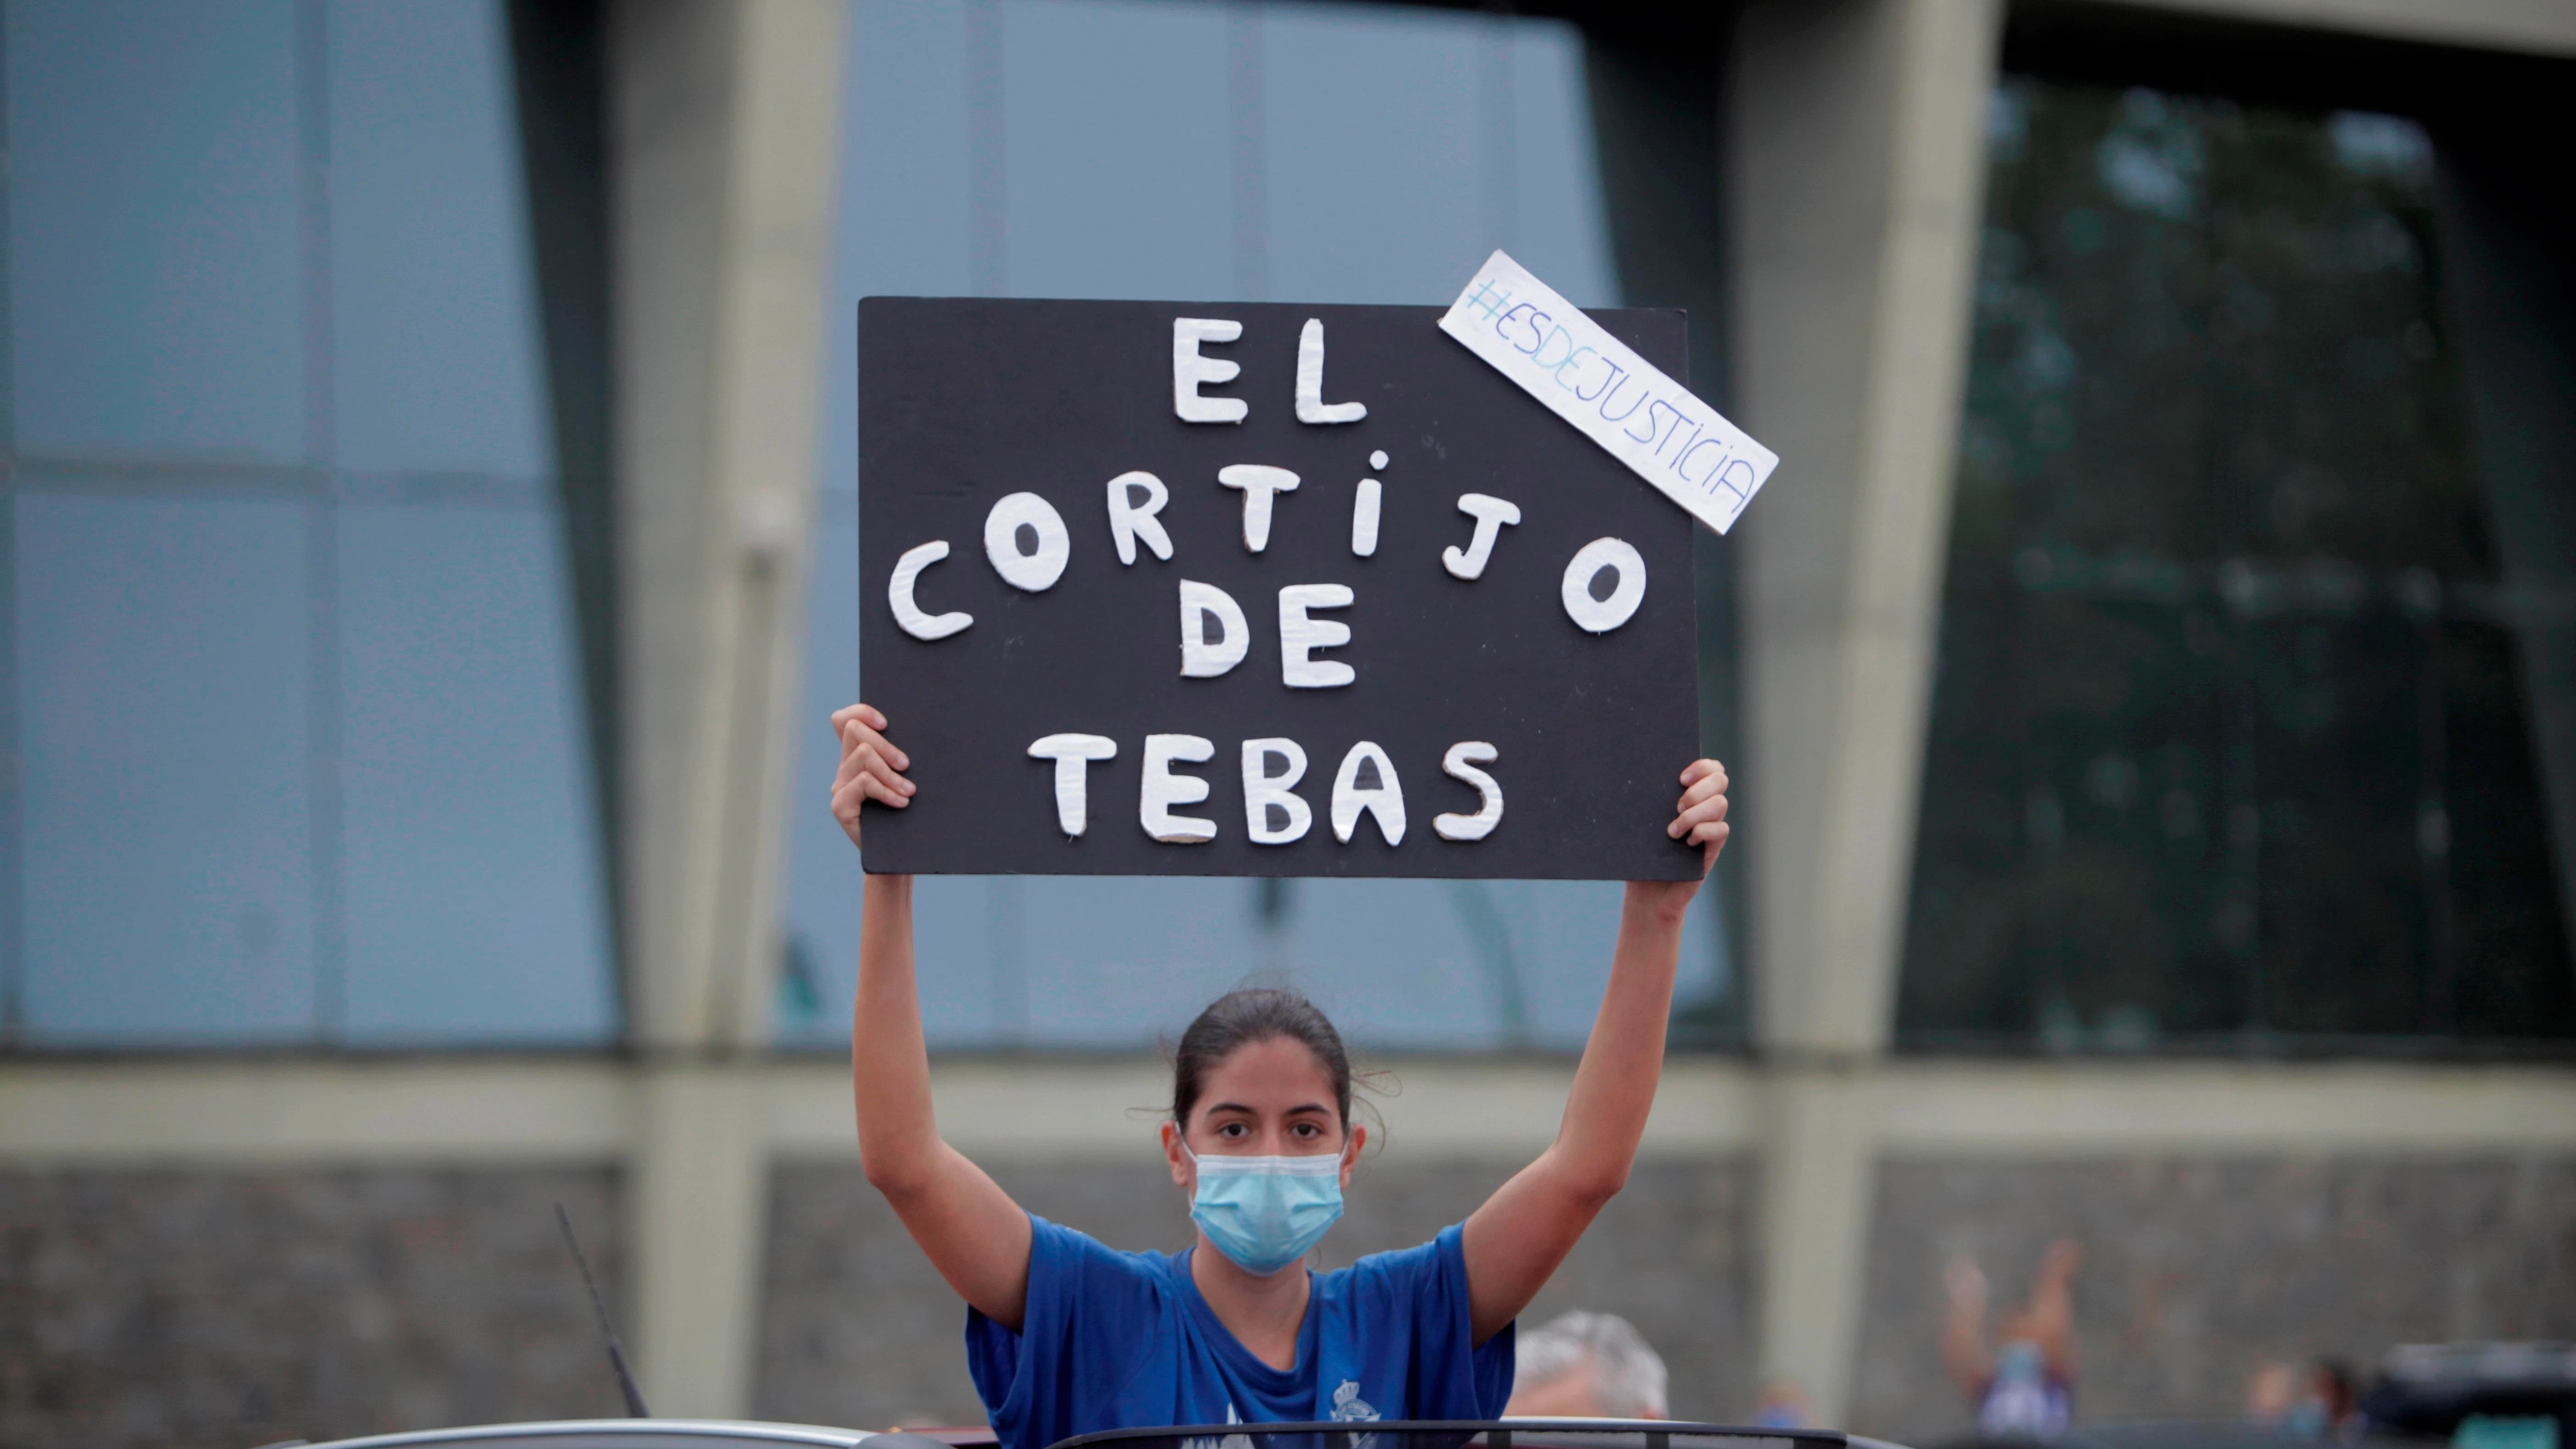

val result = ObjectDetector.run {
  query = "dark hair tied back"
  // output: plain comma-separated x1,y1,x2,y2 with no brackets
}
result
1172,987,1353,1129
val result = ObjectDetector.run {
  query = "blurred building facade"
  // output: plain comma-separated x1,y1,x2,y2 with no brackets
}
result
2,0,2572,1445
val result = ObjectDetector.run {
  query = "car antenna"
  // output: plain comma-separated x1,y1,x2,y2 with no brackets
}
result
555,1201,651,1418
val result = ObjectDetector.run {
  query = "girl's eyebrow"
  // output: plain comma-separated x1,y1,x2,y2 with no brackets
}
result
1204,1100,1333,1117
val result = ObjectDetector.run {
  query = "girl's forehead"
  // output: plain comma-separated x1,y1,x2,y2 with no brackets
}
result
1199,1037,1337,1098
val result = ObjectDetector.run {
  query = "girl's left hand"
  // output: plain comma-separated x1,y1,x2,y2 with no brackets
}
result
1629,758,1728,917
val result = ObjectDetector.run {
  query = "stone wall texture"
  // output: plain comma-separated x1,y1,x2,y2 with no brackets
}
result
0,1166,631,1449
755,1155,1760,1429
1847,1156,2576,1443
21,1150,2564,1449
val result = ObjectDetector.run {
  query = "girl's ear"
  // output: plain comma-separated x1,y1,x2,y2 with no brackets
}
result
1162,1119,1192,1190
1338,1123,1368,1190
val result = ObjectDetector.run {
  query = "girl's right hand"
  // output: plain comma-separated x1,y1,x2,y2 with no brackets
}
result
829,703,915,851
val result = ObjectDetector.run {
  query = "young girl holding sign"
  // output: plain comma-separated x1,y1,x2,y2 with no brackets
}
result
830,702,1731,1449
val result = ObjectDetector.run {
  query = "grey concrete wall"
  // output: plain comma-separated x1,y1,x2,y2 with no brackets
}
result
13,1150,2572,1446
755,1157,1759,1429
1848,1156,2576,1442
0,1166,628,1449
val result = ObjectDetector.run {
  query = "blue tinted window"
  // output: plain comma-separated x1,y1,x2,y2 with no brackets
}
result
999,0,1232,302
1258,7,1490,307
337,502,613,1045
18,492,318,1043
327,0,552,480
783,0,1719,1052
8,0,305,463
5,0,611,1046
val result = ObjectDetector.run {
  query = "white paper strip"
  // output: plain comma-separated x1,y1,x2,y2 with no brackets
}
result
1438,249,1778,535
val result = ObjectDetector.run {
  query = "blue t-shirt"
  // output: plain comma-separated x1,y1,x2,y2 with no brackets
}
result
966,1216,1516,1449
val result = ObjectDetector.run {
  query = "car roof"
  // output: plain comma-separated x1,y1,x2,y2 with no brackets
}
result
291,1417,1882,1449
1041,1419,1855,1449
289,1418,886,1448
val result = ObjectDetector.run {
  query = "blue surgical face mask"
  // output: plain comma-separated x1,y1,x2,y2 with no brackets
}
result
1182,1141,1348,1276
1997,1341,2045,1385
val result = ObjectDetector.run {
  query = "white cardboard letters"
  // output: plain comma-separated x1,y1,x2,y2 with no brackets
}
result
1218,464,1300,552
1173,318,1248,424
1105,471,1174,565
1241,738,1314,844
1140,733,1218,843
1441,493,1522,581
1294,319,1367,424
1434,741,1504,841
1330,741,1406,846
1560,536,1647,633
983,492,1070,592
1026,733,1117,836
1178,580,1250,678
1277,583,1355,688
889,539,973,641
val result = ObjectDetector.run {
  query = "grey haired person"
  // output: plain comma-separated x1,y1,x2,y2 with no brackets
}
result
1506,1310,1670,1420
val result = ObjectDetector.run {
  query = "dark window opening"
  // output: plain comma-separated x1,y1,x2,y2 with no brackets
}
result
1900,29,2576,1053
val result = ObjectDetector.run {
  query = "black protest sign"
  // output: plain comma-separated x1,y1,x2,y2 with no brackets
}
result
857,297,1699,881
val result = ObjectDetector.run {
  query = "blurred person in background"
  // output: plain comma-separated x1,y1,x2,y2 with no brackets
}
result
1753,1378,1815,1430
1943,1239,2084,1440
1506,1310,1669,1420
2244,1355,2365,1440
2290,1360,2362,1441
2248,1360,2303,1427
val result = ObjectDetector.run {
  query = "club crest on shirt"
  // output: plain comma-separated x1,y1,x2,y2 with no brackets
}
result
1332,1379,1380,1449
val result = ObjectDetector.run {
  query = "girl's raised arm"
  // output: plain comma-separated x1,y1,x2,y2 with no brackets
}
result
1458,758,1730,1344
833,705,1036,1330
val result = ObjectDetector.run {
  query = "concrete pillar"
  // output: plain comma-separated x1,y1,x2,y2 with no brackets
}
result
632,1066,772,1416
1727,0,1999,1423
612,0,845,1055
608,0,847,1416
1753,1067,1878,1422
